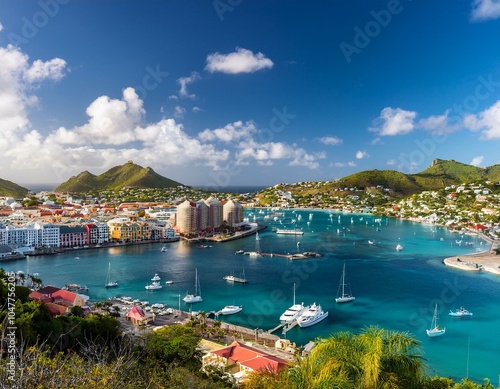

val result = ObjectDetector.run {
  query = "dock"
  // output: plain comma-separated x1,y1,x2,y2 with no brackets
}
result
259,251,322,260
267,320,298,334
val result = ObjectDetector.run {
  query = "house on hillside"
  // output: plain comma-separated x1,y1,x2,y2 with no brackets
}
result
202,340,289,382
29,285,89,316
125,305,154,326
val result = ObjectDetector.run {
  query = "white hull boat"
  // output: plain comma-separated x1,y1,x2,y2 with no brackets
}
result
280,283,306,323
297,303,328,328
220,305,242,315
427,304,446,337
449,307,473,317
184,268,203,303
335,263,355,303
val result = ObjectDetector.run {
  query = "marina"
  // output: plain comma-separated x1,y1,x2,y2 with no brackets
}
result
4,208,500,383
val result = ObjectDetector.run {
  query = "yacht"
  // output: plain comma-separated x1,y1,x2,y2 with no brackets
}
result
145,274,163,290
449,307,473,317
220,305,243,315
161,246,167,252
280,283,307,323
297,303,329,328
396,244,403,251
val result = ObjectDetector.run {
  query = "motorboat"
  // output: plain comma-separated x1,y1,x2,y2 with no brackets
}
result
335,263,355,303
165,280,174,285
396,244,403,251
161,246,167,252
235,249,244,254
145,273,162,290
280,283,307,323
449,307,473,317
183,268,203,303
297,303,329,328
427,304,446,337
220,305,242,315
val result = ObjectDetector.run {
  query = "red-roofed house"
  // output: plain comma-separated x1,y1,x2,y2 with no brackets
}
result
125,305,154,326
202,340,289,382
29,285,89,316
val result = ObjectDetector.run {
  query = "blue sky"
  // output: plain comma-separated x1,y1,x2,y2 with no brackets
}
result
1,0,500,188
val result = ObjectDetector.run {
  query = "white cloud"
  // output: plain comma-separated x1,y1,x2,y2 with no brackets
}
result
0,23,3,32
470,156,484,166
471,0,500,21
174,105,186,119
418,110,459,135
192,106,202,113
177,71,200,98
0,44,67,152
463,100,500,139
369,107,417,136
205,48,274,74
334,161,356,167
356,150,369,159
387,159,396,165
317,136,343,145
199,121,257,143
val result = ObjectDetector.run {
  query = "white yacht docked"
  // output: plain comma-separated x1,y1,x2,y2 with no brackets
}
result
296,303,328,328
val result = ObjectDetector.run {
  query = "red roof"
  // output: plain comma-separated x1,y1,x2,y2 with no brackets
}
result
52,289,78,303
126,305,147,319
212,341,288,373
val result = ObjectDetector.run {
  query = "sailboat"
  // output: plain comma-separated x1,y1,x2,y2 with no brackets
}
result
223,267,247,283
427,304,446,337
335,263,355,303
183,268,203,303
246,231,261,257
279,283,306,323
105,263,118,288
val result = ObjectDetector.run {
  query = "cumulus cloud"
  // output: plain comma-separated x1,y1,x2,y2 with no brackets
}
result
0,44,67,152
356,150,369,159
0,23,3,32
205,48,274,74
174,105,186,119
317,136,343,146
387,159,396,165
471,0,500,21
470,156,484,166
418,110,460,135
463,100,500,139
177,71,200,98
199,121,257,143
369,107,417,136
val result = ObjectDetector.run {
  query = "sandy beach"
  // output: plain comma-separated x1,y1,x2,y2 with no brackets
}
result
443,248,500,275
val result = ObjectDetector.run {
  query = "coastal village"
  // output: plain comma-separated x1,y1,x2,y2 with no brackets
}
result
1,180,500,385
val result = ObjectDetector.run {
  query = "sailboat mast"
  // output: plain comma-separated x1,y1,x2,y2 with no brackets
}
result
293,283,296,305
341,263,346,297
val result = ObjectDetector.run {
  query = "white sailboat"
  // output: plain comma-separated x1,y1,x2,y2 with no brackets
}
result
183,268,203,303
279,283,306,323
427,304,446,337
335,263,355,303
105,262,118,288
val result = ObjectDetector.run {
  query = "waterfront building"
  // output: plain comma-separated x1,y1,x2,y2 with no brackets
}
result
205,197,223,229
196,200,209,231
176,200,197,234
83,222,110,245
108,220,150,242
0,222,60,248
59,225,88,248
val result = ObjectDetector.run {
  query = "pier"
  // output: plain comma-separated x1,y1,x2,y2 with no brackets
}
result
267,320,298,334
259,251,322,260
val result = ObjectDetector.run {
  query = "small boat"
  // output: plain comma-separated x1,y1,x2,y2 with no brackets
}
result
64,283,88,293
280,283,307,323
161,246,167,252
297,303,328,328
105,262,118,288
165,280,174,285
396,244,403,251
335,263,355,303
198,244,212,248
220,305,242,315
449,307,473,317
145,273,162,290
368,240,375,245
223,268,247,283
183,268,203,303
427,304,446,337
235,249,244,254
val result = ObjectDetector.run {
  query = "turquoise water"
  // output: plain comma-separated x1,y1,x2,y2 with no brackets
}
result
3,210,500,383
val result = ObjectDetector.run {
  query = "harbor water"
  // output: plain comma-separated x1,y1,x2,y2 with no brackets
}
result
4,209,500,383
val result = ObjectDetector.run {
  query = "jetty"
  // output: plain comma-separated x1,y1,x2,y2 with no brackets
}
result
267,320,298,334
259,251,322,260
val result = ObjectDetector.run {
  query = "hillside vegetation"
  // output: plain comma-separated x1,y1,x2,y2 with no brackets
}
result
54,161,183,193
0,178,29,197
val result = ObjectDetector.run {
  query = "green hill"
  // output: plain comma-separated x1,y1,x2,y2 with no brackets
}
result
54,161,183,193
0,178,29,198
